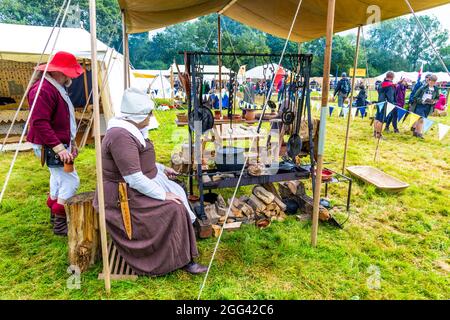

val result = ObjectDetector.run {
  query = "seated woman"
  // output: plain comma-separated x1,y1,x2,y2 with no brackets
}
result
94,88,206,276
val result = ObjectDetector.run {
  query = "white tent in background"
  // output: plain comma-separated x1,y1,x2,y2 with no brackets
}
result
149,73,171,99
246,64,284,80
375,70,450,83
0,23,159,135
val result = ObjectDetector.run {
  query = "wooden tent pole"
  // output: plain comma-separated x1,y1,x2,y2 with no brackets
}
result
341,25,362,174
170,65,174,100
218,14,223,116
89,0,111,293
122,10,130,89
311,0,336,247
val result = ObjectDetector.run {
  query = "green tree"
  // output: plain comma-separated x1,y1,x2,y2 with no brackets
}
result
0,0,122,49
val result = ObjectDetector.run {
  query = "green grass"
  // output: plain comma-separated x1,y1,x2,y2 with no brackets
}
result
0,108,449,300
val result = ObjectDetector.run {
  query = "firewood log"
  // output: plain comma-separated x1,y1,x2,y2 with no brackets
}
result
248,194,266,212
205,203,220,224
266,203,277,211
212,224,221,237
262,183,281,199
298,194,330,221
252,186,275,204
217,194,226,207
278,182,293,198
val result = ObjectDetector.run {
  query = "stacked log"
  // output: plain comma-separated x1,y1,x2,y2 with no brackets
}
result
278,181,330,221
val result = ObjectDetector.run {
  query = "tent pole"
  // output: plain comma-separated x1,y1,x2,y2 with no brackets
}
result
170,65,174,100
311,0,336,247
218,14,223,117
89,0,111,293
341,25,362,174
122,10,130,89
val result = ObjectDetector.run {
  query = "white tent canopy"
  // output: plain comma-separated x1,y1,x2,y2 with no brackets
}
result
375,70,450,83
0,23,158,129
149,74,171,99
0,23,109,62
246,64,284,80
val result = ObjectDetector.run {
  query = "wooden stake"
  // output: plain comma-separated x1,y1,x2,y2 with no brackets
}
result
89,0,111,293
341,25,362,174
311,0,336,247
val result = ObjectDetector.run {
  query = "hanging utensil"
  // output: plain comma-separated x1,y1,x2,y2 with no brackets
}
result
287,60,307,160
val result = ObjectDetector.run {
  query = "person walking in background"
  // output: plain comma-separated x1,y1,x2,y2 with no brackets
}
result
385,77,408,133
355,82,368,118
411,74,440,139
334,72,351,109
374,71,396,139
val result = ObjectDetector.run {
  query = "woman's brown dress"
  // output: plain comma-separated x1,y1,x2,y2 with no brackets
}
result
94,127,198,275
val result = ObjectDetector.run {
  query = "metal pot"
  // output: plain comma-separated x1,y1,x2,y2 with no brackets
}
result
215,146,245,172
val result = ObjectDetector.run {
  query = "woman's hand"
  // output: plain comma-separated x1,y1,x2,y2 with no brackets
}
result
58,149,74,163
165,192,183,205
164,167,179,179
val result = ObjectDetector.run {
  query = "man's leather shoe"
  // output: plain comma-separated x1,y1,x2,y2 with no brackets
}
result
183,262,208,274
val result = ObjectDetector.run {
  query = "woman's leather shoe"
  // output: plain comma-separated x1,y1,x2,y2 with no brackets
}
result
183,262,208,274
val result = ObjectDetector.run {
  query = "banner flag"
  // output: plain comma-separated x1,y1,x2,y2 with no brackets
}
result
397,107,408,122
329,106,334,117
342,107,349,118
423,118,434,134
438,123,449,141
351,107,357,119
367,104,374,117
386,102,396,116
407,113,421,128
376,102,385,113
360,107,367,118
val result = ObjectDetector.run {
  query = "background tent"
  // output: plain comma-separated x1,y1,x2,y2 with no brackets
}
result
245,64,283,80
0,23,159,145
375,71,450,83
149,74,171,99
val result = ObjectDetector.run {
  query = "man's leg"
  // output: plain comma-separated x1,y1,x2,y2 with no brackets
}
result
50,168,80,235
392,109,399,132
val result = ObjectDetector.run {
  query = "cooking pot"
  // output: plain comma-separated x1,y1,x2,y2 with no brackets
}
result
215,146,245,172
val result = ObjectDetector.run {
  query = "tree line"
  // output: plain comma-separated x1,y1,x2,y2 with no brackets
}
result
1,0,448,77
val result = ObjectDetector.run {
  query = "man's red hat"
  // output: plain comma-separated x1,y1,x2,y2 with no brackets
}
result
36,51,84,78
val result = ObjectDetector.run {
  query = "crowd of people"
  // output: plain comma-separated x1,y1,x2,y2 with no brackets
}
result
332,71,446,140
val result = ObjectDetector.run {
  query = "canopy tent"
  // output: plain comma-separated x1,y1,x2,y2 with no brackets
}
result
245,64,284,80
0,23,158,129
171,63,231,80
0,23,110,62
149,74,172,98
133,69,170,77
117,0,449,41
116,0,450,251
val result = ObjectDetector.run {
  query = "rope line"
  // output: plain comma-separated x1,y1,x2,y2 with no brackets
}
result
0,0,73,204
197,0,304,300
0,0,69,151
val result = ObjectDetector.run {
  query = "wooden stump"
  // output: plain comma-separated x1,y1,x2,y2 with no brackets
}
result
65,192,100,272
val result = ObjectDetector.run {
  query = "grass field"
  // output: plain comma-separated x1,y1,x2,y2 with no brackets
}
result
0,108,449,300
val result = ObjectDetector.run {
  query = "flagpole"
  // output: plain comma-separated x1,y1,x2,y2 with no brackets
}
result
342,25,362,174
311,0,336,247
89,0,111,293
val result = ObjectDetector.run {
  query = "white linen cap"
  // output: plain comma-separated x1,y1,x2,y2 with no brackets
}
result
120,87,155,122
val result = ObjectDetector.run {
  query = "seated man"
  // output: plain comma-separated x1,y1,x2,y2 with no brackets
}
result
94,88,206,276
